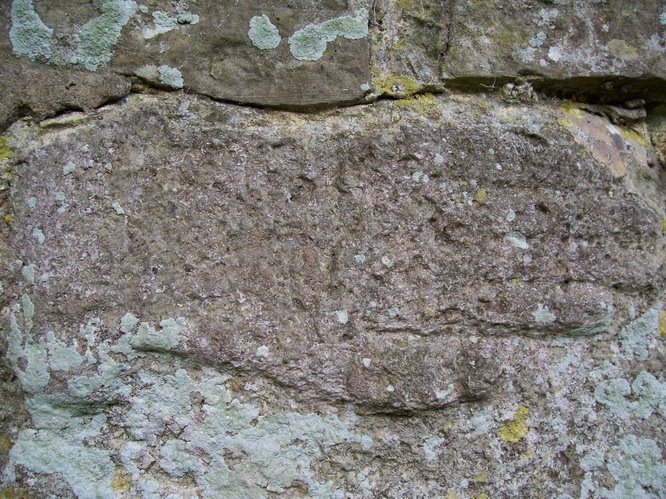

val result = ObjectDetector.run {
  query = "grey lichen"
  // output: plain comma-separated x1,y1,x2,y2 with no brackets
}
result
9,0,136,71
288,9,368,61
248,15,281,50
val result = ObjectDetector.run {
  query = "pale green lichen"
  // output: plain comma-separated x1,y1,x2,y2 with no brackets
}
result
143,10,199,39
594,371,665,420
423,436,444,463
505,231,529,250
288,9,368,61
599,436,666,498
4,302,371,497
63,161,77,175
31,228,44,244
158,65,184,89
387,307,401,318
354,253,366,264
619,308,659,360
129,317,186,351
21,265,35,285
119,312,139,333
248,15,281,50
46,331,83,372
111,202,125,215
9,0,53,62
580,449,605,472
73,0,138,71
532,304,556,324
335,309,349,325
7,414,115,498
10,0,136,71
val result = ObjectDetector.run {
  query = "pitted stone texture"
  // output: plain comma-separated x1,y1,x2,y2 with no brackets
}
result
6,94,664,412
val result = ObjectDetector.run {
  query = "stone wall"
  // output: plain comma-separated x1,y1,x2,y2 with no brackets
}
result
1,1,665,498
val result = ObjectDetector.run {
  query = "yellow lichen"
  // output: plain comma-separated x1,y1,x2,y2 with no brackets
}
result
475,494,489,499
111,467,132,493
557,116,573,128
620,127,650,148
608,39,638,60
0,488,29,499
373,75,420,98
3,214,15,226
396,0,417,9
559,102,586,120
471,472,489,483
0,436,12,454
396,93,439,116
659,310,666,337
499,405,530,444
662,218,666,236
474,189,488,204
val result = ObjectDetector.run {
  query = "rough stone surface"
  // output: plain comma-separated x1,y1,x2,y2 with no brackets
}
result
1,1,665,498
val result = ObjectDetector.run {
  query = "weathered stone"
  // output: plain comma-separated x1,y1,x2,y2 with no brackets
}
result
371,0,666,102
1,1,665,498
3,93,663,415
